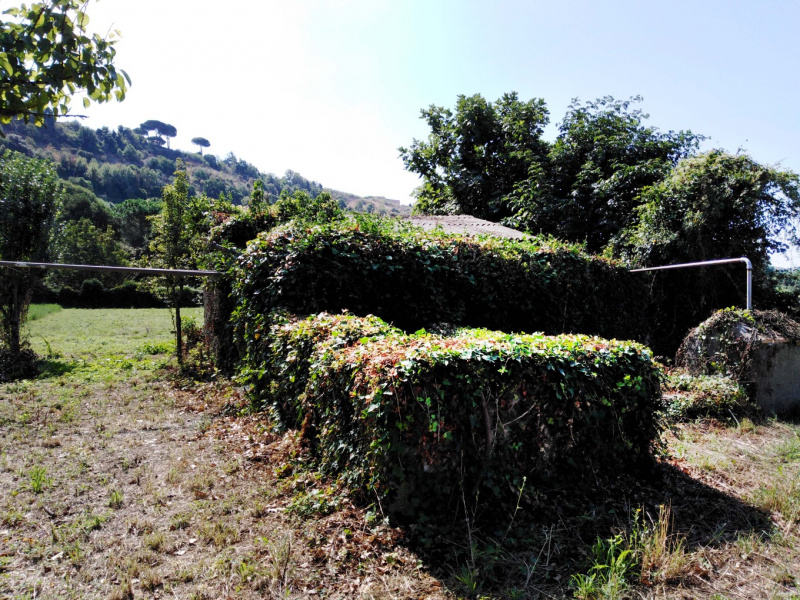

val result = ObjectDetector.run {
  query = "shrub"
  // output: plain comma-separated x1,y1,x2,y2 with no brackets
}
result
232,218,649,341
242,312,662,524
661,370,749,421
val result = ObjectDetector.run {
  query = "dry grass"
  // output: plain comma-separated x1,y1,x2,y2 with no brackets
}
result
3,308,800,598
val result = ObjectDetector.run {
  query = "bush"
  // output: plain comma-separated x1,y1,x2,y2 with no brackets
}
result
661,370,749,421
232,219,649,341
241,312,662,524
0,347,39,382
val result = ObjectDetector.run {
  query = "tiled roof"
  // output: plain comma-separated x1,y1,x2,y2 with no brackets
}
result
405,215,529,240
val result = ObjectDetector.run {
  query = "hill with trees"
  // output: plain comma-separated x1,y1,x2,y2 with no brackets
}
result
0,117,409,218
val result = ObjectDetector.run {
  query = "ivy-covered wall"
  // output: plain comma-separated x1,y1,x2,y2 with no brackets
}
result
238,312,662,523
232,220,650,342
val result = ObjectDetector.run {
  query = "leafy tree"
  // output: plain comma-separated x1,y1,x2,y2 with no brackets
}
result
158,123,177,148
191,136,210,155
139,119,164,135
0,150,61,354
139,120,176,147
513,96,702,251
148,160,194,362
616,150,800,270
248,180,266,214
614,150,800,352
111,198,161,249
59,184,114,229
49,217,128,289
274,190,343,223
0,0,129,130
400,92,551,222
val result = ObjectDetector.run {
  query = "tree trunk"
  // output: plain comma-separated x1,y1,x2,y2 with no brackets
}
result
175,284,183,365
9,280,20,355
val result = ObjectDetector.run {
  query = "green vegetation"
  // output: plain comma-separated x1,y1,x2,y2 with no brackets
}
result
0,117,409,215
26,303,62,321
240,312,661,524
0,0,129,128
0,150,61,356
231,216,648,341
402,93,800,353
25,305,200,361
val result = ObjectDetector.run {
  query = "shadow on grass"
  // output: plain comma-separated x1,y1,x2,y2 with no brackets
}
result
408,461,773,597
37,358,79,378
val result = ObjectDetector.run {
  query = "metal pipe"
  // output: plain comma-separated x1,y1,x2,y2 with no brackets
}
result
630,257,752,310
0,260,220,277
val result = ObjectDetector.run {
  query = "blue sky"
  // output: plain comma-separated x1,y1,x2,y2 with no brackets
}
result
80,0,800,253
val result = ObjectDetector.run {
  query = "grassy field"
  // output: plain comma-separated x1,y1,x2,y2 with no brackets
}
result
2,307,800,599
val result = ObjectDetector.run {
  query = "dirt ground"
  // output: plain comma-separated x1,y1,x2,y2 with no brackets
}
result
0,366,449,600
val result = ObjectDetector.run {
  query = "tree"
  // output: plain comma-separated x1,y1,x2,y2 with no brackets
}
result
400,94,703,253
140,119,176,147
0,150,61,354
0,0,129,130
158,123,177,148
149,160,192,362
49,218,128,289
399,92,551,222
614,150,800,352
111,198,161,249
191,136,210,155
514,96,702,251
617,150,800,270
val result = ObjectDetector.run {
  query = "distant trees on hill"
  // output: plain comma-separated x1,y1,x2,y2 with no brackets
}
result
140,120,177,148
191,137,210,154
0,117,407,222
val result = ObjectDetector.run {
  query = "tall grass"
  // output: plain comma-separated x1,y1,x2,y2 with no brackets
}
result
27,304,63,321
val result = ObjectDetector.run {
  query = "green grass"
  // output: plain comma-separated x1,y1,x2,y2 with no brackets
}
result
27,303,63,321
24,307,202,359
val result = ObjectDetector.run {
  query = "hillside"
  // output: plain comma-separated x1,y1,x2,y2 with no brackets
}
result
0,118,411,217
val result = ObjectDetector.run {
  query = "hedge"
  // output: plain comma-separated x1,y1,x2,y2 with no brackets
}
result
242,312,662,524
231,219,650,343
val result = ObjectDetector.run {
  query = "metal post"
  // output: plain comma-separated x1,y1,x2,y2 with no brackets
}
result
630,257,753,310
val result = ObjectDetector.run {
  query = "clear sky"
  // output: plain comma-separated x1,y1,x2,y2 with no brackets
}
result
78,1,800,224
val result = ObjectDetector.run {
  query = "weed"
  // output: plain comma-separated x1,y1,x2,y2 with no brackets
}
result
259,533,294,596
236,556,260,583
2,507,24,526
65,540,83,565
199,521,238,547
109,489,124,509
143,531,166,551
286,485,342,517
454,564,481,594
137,341,175,356
636,505,688,584
751,466,800,525
140,567,163,591
169,512,191,531
28,465,51,493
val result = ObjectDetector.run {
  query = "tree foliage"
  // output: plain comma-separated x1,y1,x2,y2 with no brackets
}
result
400,92,550,222
49,217,128,289
614,150,800,352
616,150,800,268
0,150,61,353
148,160,193,361
191,136,210,154
517,97,702,251
0,0,129,129
401,94,703,253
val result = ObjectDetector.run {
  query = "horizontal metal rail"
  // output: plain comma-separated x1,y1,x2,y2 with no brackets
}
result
0,260,220,277
630,257,752,310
